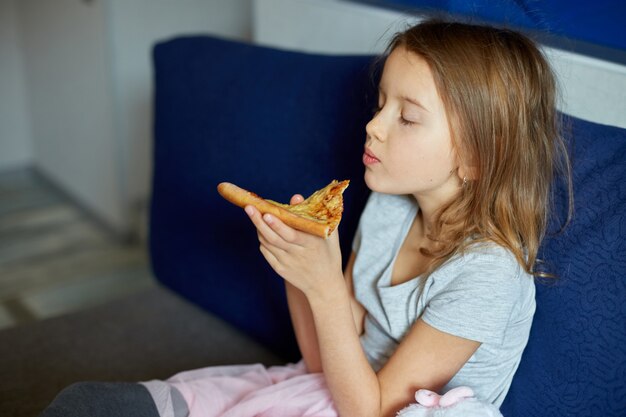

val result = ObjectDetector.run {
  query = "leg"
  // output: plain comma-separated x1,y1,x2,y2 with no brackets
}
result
39,382,160,417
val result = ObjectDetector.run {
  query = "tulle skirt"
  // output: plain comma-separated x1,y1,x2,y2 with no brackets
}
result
141,361,338,417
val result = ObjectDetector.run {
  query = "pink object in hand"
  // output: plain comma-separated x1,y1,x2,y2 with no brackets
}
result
415,389,442,407
415,386,475,408
399,386,503,416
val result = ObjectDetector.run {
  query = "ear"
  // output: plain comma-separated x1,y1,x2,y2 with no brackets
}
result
457,165,478,182
454,149,478,182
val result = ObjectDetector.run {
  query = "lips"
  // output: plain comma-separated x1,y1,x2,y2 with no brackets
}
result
363,148,380,165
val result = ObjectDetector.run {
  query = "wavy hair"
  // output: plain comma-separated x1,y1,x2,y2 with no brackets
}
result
385,19,574,277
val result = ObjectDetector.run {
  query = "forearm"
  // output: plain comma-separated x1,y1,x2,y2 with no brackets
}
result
308,279,381,417
285,282,322,372
246,208,377,410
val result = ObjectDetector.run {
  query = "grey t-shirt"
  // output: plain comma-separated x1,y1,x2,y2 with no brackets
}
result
351,192,536,406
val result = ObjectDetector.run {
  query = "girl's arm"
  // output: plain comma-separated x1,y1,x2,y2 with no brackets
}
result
283,193,365,372
344,251,367,335
285,282,321,372
247,208,479,417
310,285,480,417
286,251,365,373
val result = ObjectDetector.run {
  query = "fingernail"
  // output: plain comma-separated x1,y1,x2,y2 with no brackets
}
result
245,206,253,216
263,214,273,224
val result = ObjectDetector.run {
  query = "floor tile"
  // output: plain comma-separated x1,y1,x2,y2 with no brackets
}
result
21,267,155,320
0,167,155,328
0,244,150,299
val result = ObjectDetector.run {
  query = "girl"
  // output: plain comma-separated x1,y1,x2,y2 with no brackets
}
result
41,19,572,417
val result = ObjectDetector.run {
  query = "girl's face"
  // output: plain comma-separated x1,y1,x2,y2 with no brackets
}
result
364,46,462,202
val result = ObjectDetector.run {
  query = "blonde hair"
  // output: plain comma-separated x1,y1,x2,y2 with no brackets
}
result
386,19,573,277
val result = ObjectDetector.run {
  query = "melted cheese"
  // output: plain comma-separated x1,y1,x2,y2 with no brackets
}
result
267,180,349,225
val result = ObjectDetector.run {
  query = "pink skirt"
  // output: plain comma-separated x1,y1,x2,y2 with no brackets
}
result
141,361,338,417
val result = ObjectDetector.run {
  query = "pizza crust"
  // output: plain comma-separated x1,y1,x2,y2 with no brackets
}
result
217,180,349,238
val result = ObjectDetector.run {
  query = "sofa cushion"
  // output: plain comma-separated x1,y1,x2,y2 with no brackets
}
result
150,36,375,360
500,117,626,417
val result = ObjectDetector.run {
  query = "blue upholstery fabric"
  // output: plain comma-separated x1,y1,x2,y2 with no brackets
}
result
365,1,626,51
150,36,375,360
150,36,626,415
500,117,626,417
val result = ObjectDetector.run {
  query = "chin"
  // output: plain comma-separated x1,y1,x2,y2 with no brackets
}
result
364,173,416,196
364,172,389,194
363,171,378,191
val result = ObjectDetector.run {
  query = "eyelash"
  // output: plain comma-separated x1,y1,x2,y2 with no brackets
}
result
400,117,415,126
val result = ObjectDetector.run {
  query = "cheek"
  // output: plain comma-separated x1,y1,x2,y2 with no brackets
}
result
397,136,455,180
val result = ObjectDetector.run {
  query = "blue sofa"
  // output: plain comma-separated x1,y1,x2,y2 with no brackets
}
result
150,36,626,416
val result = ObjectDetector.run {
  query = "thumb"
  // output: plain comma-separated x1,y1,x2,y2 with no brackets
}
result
290,194,304,205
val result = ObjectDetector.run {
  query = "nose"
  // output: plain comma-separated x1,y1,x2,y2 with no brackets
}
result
365,112,385,143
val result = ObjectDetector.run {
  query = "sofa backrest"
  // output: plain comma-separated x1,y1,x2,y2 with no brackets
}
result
500,116,626,416
150,36,626,416
150,36,375,360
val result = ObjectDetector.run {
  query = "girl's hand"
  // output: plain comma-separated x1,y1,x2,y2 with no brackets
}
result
244,194,344,299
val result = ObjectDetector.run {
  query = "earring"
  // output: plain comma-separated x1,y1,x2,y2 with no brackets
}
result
462,176,468,187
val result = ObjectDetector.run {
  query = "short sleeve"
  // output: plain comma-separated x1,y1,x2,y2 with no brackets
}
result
421,251,524,345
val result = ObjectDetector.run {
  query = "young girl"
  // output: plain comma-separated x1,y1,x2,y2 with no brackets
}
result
41,19,572,417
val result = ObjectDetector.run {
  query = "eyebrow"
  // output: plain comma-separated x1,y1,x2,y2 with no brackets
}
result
378,86,429,112
401,95,430,113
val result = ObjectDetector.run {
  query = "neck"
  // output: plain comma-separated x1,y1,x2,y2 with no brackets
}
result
411,180,461,237
413,171,459,236
412,197,439,238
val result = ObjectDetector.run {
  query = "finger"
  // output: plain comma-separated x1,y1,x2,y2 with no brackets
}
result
261,212,302,246
258,232,286,255
259,243,283,274
290,194,305,205
245,205,290,250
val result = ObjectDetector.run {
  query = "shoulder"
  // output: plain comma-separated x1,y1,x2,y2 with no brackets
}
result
458,241,523,273
433,241,534,300
423,242,536,344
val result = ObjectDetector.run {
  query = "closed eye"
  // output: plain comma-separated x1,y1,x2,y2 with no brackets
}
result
400,117,415,126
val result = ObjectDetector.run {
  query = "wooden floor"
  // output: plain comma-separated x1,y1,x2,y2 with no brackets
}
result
0,168,156,330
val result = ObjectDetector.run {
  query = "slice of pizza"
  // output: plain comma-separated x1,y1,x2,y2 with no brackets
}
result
217,180,350,238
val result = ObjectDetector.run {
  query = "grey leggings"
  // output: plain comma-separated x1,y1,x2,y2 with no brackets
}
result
39,382,160,417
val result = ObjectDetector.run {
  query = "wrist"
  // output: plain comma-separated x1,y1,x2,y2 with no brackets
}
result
305,274,349,309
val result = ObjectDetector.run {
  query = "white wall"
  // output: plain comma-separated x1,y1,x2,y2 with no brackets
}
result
0,0,32,171
253,0,412,54
253,0,411,54
16,0,124,229
9,0,251,235
4,0,624,235
544,49,626,129
106,0,252,221
253,0,626,129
